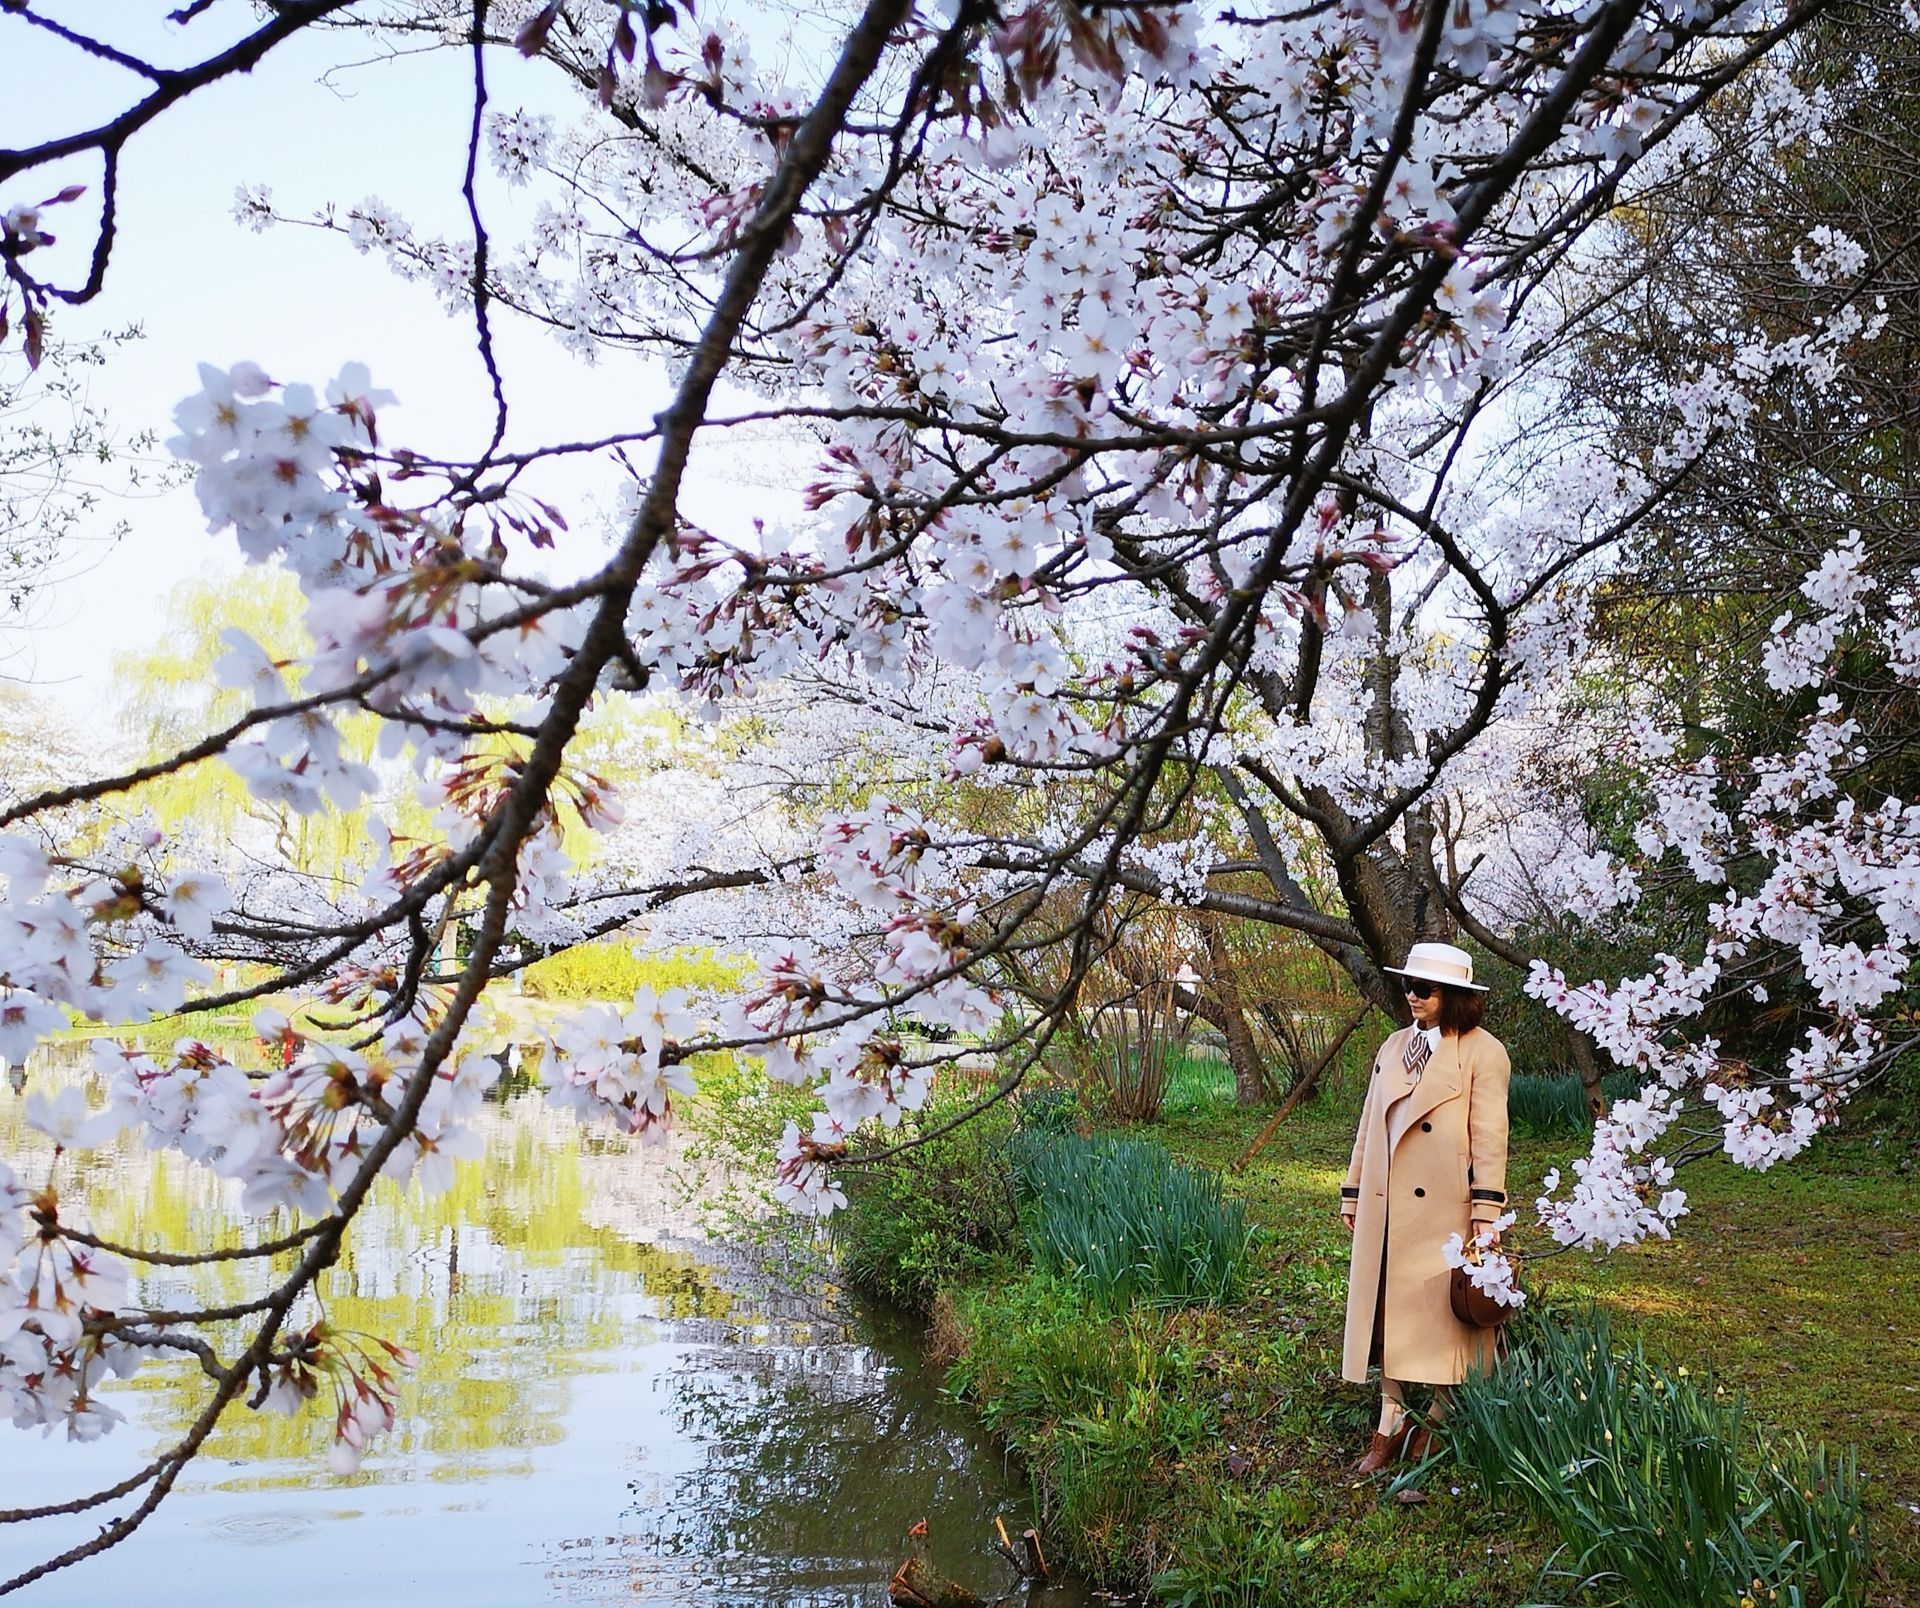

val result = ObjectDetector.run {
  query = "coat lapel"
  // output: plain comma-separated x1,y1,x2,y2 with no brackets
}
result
1386,1028,1461,1153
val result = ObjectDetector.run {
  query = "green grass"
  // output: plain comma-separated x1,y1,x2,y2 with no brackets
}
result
48,1001,300,1050
946,1273,1212,1582
1160,1047,1239,1114
937,1061,1918,1605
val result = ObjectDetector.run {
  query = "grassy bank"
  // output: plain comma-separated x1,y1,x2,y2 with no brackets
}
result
873,1059,1916,1605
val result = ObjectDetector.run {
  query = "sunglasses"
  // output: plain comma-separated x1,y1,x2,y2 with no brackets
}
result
1401,980,1439,1000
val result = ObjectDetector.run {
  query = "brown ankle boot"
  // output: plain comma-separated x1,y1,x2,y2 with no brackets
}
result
1354,1430,1400,1475
1403,1423,1437,1462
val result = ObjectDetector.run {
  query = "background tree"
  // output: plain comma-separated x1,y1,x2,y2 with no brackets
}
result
1531,0,1920,1113
0,332,172,666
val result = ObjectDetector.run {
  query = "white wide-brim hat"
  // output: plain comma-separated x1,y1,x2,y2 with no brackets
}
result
1384,941,1488,992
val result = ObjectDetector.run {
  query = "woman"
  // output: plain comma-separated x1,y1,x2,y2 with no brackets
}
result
1339,941,1510,1473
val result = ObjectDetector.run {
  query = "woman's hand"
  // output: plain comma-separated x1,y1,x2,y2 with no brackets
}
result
1341,1208,1356,1234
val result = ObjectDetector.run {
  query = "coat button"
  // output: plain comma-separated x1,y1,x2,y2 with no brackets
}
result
1413,1187,1425,1197
1421,1121,1432,1132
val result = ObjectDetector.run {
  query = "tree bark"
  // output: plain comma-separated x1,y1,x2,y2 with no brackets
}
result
1202,916,1270,1105
1567,1030,1609,1122
1423,864,1613,1121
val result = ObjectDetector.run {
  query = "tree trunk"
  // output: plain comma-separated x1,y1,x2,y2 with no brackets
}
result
1568,1031,1609,1122
1202,916,1269,1105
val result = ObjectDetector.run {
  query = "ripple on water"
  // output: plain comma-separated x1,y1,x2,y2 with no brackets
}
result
206,1511,318,1547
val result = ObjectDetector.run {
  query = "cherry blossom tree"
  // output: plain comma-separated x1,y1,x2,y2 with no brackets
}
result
0,0,1913,1587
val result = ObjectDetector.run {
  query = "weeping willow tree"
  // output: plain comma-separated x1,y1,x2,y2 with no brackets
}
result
115,571,703,895
114,572,393,888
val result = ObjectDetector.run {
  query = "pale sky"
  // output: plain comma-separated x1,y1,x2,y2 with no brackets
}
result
0,2,815,713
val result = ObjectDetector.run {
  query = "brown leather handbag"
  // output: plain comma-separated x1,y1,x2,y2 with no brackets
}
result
1449,1262,1521,1329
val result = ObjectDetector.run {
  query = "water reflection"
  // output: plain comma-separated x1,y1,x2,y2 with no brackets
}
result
0,1045,1076,1606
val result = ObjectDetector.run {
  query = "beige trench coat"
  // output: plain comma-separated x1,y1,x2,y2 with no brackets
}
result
1340,1025,1511,1386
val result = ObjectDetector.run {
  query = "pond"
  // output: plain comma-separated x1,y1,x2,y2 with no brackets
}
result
0,1046,1089,1607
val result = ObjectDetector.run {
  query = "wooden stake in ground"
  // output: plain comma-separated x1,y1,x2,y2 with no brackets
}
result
1228,1002,1375,1174
1020,1527,1049,1580
989,1516,1021,1577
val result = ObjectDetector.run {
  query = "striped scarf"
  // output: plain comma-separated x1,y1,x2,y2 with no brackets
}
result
1403,1030,1431,1085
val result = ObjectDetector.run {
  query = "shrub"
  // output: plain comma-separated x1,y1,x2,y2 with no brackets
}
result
830,1096,1019,1312
1011,1079,1087,1136
1011,1132,1252,1310
1447,1308,1867,1607
1506,1070,1640,1136
1089,1031,1182,1123
517,941,746,1001
1073,908,1199,1122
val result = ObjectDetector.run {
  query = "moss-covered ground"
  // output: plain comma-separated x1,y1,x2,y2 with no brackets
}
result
938,1061,1919,1605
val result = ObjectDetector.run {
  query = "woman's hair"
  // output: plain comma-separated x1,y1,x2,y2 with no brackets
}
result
1437,985,1486,1037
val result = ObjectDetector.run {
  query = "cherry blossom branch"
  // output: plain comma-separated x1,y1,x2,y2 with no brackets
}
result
57,1218,330,1269
0,0,360,318
457,0,510,475
0,6,169,82
0,1458,166,1526
0,0,939,1582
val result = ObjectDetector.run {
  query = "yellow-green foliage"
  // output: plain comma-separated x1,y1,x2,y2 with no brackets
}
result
518,942,748,1001
111,573,704,890
113,572,398,883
